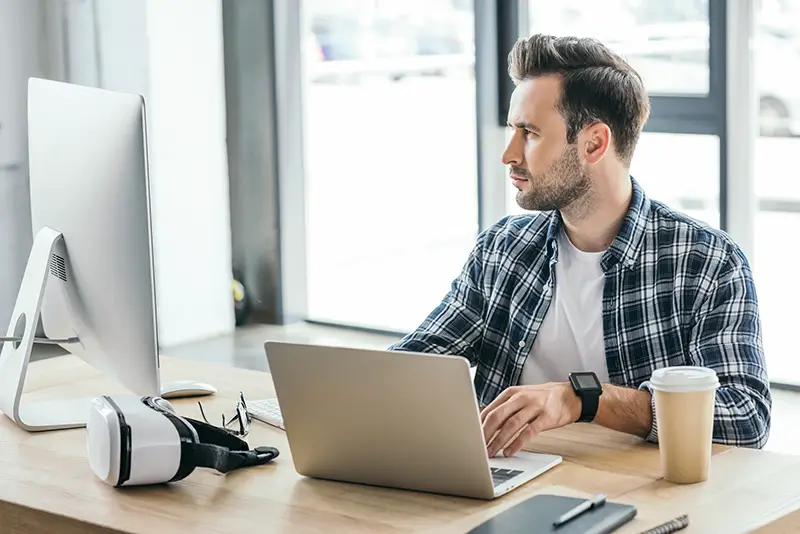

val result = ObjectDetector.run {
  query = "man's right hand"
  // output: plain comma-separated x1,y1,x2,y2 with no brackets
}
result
479,382,581,457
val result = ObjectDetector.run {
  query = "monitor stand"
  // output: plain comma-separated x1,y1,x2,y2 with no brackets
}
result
0,227,89,431
0,227,216,432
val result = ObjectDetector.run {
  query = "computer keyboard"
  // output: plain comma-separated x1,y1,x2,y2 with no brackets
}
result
247,397,285,430
490,467,523,487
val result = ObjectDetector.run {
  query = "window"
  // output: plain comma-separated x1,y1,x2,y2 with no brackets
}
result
504,1,720,223
753,0,800,385
527,0,710,95
629,133,719,228
505,132,720,228
301,0,479,333
755,212,800,385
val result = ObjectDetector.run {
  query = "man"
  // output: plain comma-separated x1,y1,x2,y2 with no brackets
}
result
389,34,771,457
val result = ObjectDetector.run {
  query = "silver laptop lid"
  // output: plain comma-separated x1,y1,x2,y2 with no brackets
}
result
264,341,495,498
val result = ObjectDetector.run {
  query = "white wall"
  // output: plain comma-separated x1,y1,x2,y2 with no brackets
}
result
92,0,150,96
4,0,235,348
0,0,44,329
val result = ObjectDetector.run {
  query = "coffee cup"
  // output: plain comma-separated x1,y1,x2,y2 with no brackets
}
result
649,366,719,484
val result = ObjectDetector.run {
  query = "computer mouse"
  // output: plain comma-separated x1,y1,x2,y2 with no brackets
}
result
160,380,217,399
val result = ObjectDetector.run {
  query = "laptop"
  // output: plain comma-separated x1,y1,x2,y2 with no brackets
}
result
262,341,562,500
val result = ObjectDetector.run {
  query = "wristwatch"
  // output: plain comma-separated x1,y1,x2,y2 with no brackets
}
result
568,372,603,423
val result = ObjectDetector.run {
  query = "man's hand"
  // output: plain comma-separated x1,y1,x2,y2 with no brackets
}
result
480,382,654,457
480,382,581,458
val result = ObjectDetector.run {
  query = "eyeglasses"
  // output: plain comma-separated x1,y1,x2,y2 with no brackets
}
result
198,391,251,438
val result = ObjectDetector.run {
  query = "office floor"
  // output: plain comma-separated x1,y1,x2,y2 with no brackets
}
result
32,321,798,456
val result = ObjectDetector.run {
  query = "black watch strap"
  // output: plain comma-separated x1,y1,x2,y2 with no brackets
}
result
577,391,600,423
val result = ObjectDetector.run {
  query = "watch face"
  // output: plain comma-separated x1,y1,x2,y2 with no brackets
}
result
571,372,601,390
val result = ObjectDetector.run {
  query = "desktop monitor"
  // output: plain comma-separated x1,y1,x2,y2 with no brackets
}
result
0,78,199,431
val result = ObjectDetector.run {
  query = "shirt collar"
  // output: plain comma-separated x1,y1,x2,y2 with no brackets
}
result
545,176,649,271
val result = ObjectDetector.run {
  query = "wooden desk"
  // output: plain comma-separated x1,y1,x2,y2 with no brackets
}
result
1,355,799,534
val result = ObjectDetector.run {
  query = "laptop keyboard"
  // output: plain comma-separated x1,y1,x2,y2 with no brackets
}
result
247,398,285,430
491,467,523,487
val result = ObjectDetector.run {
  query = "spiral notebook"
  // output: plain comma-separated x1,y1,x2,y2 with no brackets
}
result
468,494,637,534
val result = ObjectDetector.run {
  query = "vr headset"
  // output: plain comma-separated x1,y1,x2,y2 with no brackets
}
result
86,395,278,487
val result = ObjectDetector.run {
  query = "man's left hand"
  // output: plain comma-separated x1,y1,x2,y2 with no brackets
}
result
480,382,582,457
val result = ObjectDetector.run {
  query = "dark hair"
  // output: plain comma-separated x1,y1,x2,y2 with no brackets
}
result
508,34,650,166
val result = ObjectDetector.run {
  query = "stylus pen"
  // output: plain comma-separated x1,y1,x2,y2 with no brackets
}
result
553,493,607,527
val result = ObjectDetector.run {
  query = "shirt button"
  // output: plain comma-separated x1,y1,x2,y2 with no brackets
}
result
518,340,526,348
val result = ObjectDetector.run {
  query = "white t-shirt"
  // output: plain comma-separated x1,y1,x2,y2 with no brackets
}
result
519,228,610,385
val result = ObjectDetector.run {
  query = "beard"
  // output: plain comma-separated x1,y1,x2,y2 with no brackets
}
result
514,144,592,213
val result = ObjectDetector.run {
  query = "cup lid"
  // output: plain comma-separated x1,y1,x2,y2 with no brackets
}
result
649,366,719,393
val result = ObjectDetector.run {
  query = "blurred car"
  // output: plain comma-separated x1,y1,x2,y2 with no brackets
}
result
311,14,368,61
306,8,473,83
619,21,800,137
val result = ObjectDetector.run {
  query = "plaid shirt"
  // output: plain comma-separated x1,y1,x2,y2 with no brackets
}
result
390,178,771,448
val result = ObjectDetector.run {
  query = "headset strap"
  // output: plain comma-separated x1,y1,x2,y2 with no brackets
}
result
181,416,279,474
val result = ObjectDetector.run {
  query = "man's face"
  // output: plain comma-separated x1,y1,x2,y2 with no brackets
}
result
502,76,591,212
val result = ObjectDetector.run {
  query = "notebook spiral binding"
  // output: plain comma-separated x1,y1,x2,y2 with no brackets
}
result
639,514,689,534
